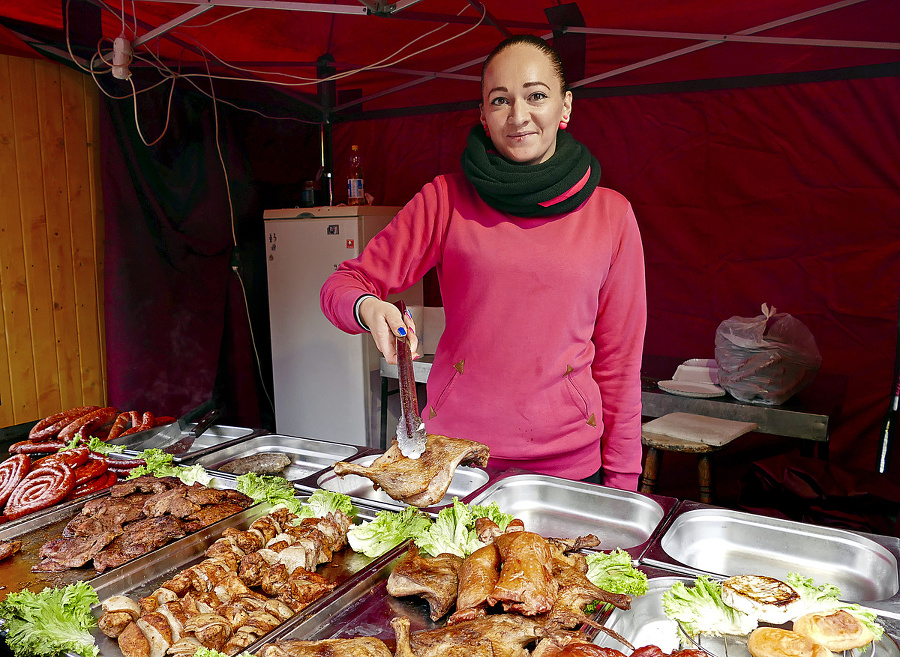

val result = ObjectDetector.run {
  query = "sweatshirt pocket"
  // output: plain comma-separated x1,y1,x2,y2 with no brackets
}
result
564,367,593,424
428,360,464,417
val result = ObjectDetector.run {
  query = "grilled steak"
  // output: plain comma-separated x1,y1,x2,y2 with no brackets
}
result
94,516,187,572
36,473,253,574
182,502,248,532
109,475,183,497
142,486,200,519
63,495,152,537
218,452,292,475
33,531,120,571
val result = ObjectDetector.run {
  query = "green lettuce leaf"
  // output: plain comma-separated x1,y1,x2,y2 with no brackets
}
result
293,490,356,521
127,449,212,485
0,582,99,657
662,575,758,637
348,507,431,558
584,548,649,596
235,473,304,514
414,498,515,558
83,436,124,455
786,572,883,640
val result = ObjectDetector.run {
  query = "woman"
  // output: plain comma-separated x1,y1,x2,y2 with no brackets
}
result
320,34,646,490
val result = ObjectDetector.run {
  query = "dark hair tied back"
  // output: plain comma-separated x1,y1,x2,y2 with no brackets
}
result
481,34,568,95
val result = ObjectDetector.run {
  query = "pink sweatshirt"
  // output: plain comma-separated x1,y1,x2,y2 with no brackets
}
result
320,173,646,489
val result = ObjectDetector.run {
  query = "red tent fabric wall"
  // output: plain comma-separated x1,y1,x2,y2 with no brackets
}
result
332,74,900,473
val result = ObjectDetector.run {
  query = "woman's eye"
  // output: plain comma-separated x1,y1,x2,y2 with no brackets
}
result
490,97,508,106
530,92,548,101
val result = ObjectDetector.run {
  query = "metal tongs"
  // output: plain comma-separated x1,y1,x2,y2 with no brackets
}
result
395,300,427,459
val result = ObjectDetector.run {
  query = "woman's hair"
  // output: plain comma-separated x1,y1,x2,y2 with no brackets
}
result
481,34,568,95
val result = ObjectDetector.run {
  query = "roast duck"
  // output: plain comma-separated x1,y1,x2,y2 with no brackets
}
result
333,311,490,508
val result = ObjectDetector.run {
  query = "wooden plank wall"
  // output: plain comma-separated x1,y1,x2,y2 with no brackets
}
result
0,53,106,429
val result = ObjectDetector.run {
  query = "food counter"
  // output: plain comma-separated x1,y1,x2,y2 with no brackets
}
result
2,429,899,657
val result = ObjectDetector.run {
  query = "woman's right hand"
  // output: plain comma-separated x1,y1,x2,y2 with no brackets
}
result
359,297,419,365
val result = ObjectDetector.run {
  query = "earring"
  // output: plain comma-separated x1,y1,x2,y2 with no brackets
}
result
559,119,569,130
482,125,490,137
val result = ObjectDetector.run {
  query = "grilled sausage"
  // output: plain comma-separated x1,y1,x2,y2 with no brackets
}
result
28,406,99,442
58,406,118,442
9,440,65,455
3,463,75,520
0,454,31,508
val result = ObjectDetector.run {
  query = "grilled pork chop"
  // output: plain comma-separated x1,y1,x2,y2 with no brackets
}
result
333,434,489,508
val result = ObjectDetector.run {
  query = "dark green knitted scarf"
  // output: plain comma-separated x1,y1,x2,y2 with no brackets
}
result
460,124,601,218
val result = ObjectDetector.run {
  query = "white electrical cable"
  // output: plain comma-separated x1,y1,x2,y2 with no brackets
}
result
93,0,485,89
127,73,176,146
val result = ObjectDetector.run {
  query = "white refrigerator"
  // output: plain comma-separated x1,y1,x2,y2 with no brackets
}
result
264,206,422,447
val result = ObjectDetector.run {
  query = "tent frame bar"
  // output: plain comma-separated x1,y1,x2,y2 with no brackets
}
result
133,0,368,14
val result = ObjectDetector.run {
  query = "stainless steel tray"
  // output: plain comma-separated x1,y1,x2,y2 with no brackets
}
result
189,433,359,480
641,501,900,607
0,473,241,603
247,540,610,655
594,569,900,655
465,473,677,560
309,453,501,512
111,423,260,460
90,500,383,656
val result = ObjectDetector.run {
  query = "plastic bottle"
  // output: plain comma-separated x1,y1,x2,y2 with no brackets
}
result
347,144,367,206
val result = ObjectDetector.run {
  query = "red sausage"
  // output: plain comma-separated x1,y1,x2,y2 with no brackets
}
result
3,464,75,520
9,440,65,455
28,406,99,442
117,411,145,438
34,446,90,469
152,416,176,427
72,470,118,498
73,407,119,442
0,454,31,508
104,457,146,469
58,406,118,442
73,457,108,485
106,412,132,442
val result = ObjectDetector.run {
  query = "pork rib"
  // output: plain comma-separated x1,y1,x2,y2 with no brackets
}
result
333,434,489,508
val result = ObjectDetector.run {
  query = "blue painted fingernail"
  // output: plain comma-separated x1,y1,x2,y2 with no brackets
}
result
397,327,407,337
405,308,414,319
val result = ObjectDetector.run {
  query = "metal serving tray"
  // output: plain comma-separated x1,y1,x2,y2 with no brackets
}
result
112,423,259,461
247,540,611,655
90,500,383,656
171,423,261,460
310,453,499,512
0,474,240,603
465,473,677,560
594,569,900,656
642,501,900,606
189,434,359,481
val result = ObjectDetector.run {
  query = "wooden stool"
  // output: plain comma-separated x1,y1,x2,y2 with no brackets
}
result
639,431,727,504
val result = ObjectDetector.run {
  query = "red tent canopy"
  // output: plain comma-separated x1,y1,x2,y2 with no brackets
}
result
1,0,897,115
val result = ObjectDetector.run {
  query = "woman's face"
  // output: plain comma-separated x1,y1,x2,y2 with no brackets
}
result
480,44,572,166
